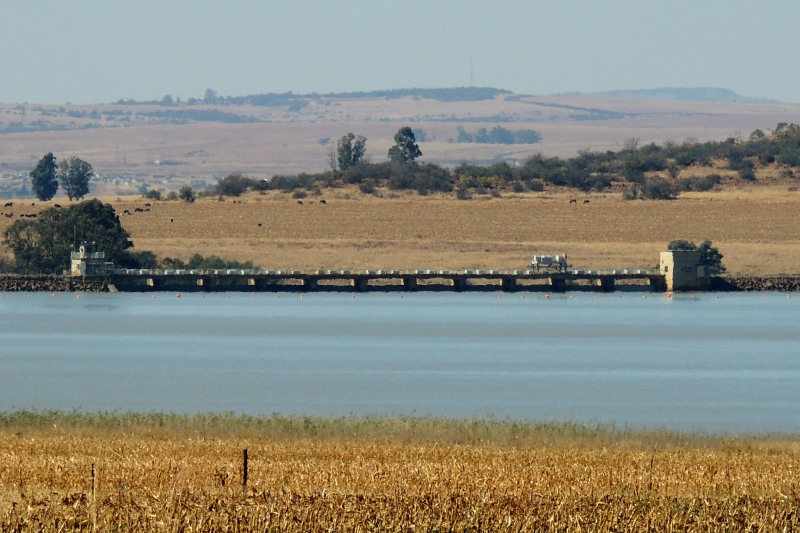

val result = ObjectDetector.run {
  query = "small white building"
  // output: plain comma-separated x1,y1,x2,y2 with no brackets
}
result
70,243,112,277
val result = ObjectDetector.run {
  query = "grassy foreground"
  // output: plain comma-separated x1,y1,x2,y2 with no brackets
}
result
2,412,799,531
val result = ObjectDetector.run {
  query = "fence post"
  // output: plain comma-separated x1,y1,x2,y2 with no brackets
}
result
242,449,248,493
91,463,97,532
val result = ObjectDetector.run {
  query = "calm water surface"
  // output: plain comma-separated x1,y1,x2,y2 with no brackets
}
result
1,291,798,434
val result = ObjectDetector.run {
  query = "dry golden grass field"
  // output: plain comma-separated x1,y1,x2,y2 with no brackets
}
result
3,186,799,276
2,414,800,531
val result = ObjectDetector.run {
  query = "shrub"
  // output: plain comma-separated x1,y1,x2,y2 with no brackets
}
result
359,179,376,195
215,172,253,197
143,189,161,201
526,180,545,192
675,174,721,192
641,176,676,200
178,185,195,203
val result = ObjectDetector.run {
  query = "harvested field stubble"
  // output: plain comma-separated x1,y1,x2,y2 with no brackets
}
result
2,414,800,531
113,190,800,276
2,189,800,276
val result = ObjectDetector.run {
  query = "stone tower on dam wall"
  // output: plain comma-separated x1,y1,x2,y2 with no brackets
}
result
659,250,708,291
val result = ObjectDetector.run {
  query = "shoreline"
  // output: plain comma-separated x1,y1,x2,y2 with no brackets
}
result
3,410,798,443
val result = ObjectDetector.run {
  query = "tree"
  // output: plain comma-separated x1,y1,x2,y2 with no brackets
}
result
58,156,93,200
336,133,367,170
666,239,725,274
2,199,134,273
30,153,59,201
696,239,726,274
388,126,422,164
215,172,252,197
178,185,195,203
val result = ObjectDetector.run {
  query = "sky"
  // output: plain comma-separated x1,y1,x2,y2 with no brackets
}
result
1,0,799,104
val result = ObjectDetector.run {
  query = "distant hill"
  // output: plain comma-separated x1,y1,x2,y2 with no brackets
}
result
117,87,512,107
563,87,770,104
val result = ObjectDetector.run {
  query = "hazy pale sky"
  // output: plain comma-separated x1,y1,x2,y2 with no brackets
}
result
2,0,798,104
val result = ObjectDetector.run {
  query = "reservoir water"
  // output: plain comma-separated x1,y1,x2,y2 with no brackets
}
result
1,291,798,434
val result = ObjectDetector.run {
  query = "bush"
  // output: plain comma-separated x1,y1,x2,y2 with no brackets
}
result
641,176,676,200
675,174,721,192
143,189,161,201
622,184,641,201
118,250,159,269
359,179,377,194
215,172,253,197
738,160,756,181
162,253,255,270
178,186,195,203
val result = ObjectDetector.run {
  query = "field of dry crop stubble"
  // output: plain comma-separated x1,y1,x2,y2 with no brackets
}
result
77,188,800,276
2,419,800,531
2,187,799,275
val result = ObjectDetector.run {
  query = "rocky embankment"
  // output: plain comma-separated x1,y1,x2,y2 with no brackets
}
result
713,276,800,292
0,275,107,292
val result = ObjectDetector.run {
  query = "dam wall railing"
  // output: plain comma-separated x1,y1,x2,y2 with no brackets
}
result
107,268,667,293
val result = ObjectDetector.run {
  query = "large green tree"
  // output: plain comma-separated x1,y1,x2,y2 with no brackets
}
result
58,156,93,201
336,133,367,170
3,199,133,273
388,126,422,164
29,152,59,201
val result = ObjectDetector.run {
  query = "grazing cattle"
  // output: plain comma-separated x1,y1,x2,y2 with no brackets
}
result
54,204,62,208
31,202,35,206
569,198,577,204
144,203,151,207
257,223,263,227
319,199,327,205
134,208,144,213
297,200,303,205
170,218,174,223
583,199,590,204
4,213,13,218
123,209,131,215
3,202,12,207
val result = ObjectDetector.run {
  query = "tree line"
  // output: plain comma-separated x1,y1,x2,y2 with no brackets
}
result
202,122,800,200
